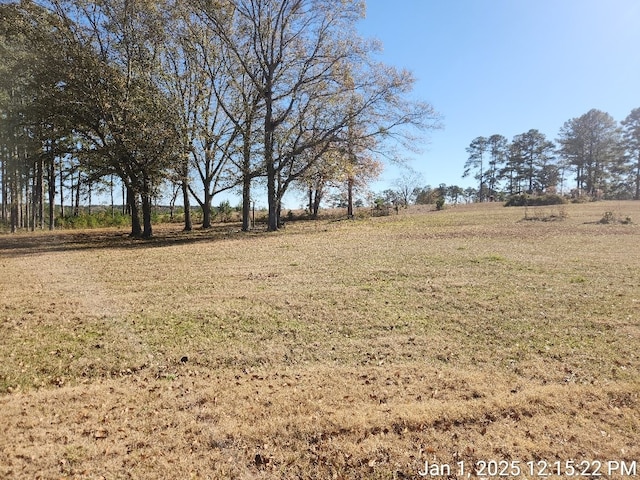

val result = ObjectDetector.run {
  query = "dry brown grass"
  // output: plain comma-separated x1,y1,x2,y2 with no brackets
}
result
0,201,639,479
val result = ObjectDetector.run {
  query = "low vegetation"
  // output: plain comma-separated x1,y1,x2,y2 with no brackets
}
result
0,201,638,479
599,211,633,225
504,193,567,207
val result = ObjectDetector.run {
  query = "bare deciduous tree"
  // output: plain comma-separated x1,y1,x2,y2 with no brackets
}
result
199,0,439,230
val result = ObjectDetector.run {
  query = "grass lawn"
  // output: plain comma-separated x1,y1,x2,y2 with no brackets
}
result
0,201,638,479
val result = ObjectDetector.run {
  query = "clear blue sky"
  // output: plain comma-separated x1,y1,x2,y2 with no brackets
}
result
359,0,640,192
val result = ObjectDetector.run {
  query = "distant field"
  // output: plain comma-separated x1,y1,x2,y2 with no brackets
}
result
0,201,638,479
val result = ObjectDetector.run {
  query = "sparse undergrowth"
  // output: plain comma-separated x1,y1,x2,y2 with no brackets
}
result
599,211,633,225
0,201,638,479
521,204,569,222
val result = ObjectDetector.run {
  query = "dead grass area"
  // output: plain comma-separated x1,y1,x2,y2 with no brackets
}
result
0,201,639,479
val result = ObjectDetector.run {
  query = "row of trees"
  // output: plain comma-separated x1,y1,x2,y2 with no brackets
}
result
463,108,640,201
0,0,439,236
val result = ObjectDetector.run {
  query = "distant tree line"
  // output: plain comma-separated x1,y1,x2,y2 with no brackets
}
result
412,184,469,205
462,108,640,202
377,182,467,208
0,0,439,236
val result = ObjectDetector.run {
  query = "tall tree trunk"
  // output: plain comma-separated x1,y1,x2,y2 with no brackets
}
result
266,161,278,231
264,89,279,232
313,187,322,218
21,156,28,229
201,188,212,229
47,153,56,230
346,176,354,218
87,181,92,215
240,112,255,232
635,161,640,200
141,175,153,238
73,171,80,216
241,174,251,232
123,184,128,215
30,161,36,231
1,152,6,223
59,159,64,218
110,175,115,218
127,187,142,237
141,192,153,238
240,128,255,231
575,165,581,193
479,159,484,201
10,159,18,233
181,179,192,232
36,155,44,229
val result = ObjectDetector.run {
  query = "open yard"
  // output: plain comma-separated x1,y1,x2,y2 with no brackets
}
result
0,201,639,479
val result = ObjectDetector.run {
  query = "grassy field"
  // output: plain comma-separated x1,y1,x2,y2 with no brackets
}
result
0,201,638,479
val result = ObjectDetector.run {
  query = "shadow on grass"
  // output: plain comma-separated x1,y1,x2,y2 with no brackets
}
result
0,222,280,257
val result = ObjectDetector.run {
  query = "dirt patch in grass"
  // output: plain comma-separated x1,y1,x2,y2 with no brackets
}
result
0,201,639,478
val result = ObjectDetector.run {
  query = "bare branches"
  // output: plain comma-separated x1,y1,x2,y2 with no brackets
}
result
2,0,440,234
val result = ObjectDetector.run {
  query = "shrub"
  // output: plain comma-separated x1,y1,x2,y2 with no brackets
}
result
599,211,633,224
56,212,131,229
373,197,386,209
217,200,233,222
435,198,445,210
600,211,616,224
505,193,567,207
522,205,568,222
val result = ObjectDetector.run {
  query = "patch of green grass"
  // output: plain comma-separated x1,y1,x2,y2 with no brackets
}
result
474,253,508,263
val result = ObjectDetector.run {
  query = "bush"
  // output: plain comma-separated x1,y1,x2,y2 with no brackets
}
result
599,211,632,224
216,200,233,222
57,212,131,229
505,193,567,207
522,205,568,222
435,198,445,210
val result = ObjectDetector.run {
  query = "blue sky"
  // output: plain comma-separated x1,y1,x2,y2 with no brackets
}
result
359,0,640,192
